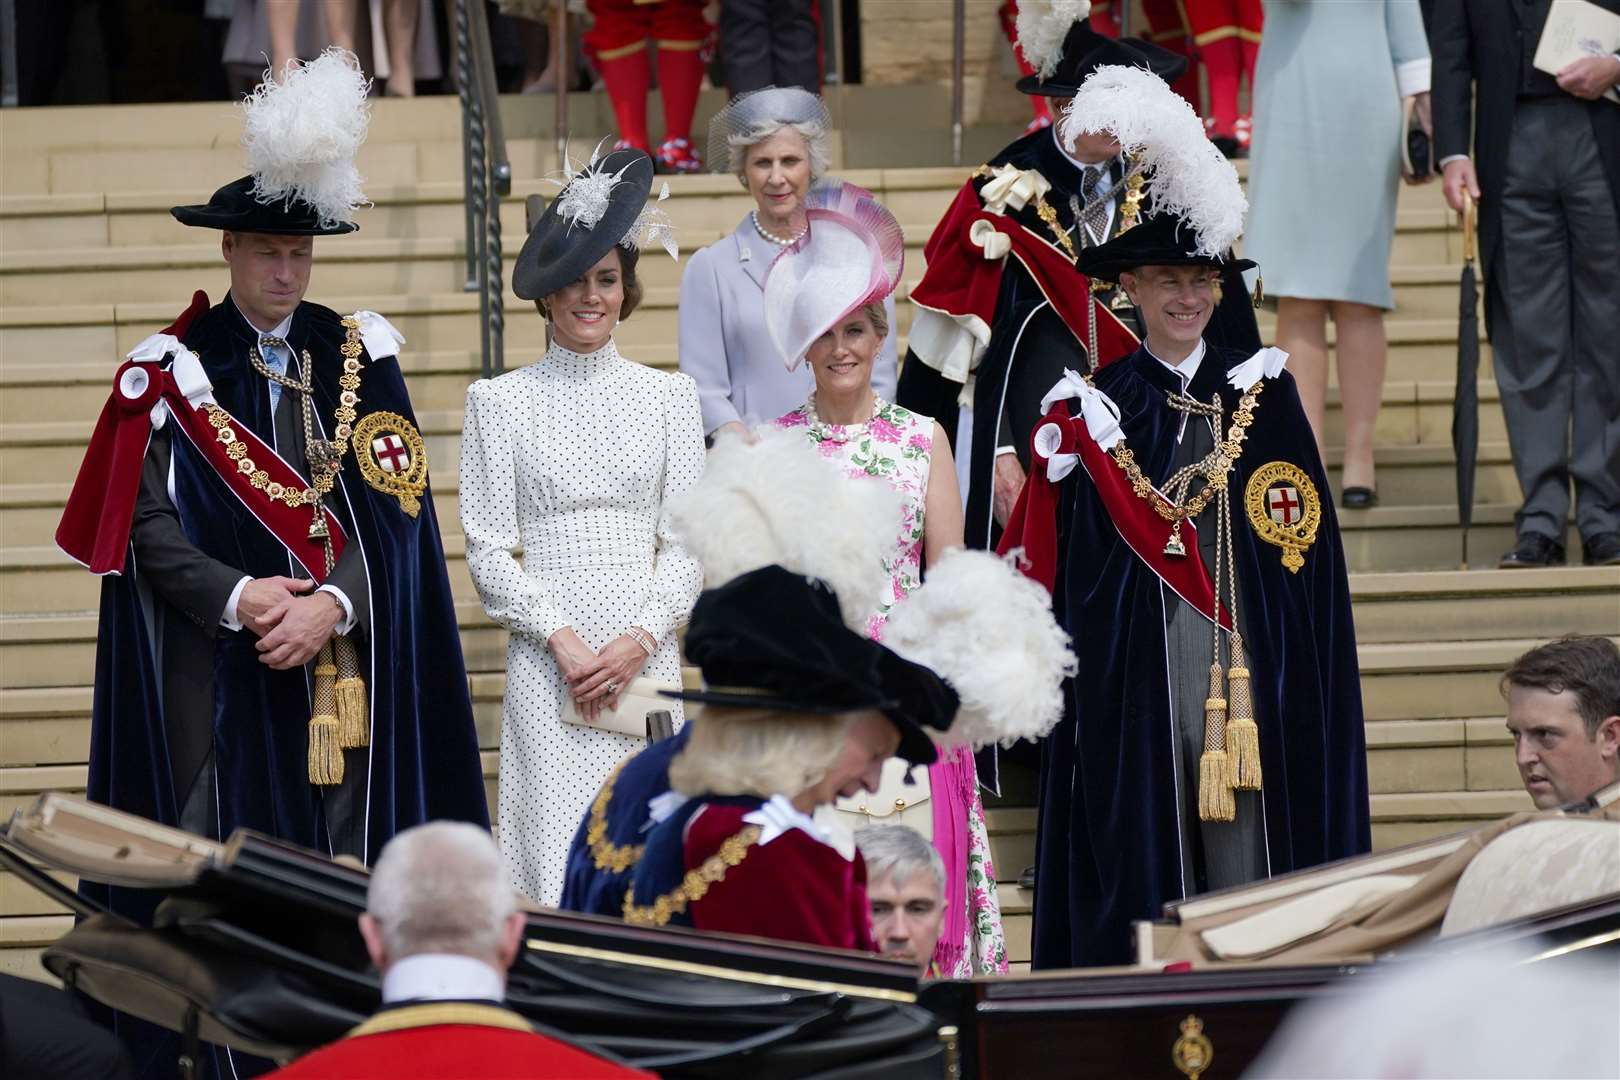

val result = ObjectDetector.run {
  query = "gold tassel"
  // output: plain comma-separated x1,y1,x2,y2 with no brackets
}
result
308,643,345,785
1226,635,1262,790
1198,663,1235,822
333,634,369,749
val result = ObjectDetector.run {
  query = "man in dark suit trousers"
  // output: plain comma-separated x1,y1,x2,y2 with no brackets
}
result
1432,0,1620,568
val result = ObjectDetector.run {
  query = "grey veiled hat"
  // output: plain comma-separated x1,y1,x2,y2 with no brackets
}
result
706,86,832,176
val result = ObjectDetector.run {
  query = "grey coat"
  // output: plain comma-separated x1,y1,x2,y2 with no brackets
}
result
678,213,898,434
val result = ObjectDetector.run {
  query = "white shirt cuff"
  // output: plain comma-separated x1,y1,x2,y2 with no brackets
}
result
316,584,357,635
995,445,1018,458
222,576,251,631
1438,154,1469,168
1395,58,1431,99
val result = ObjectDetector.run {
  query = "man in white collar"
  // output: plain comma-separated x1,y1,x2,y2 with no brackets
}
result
53,57,490,1076
268,822,649,1078
1004,200,1369,970
895,4,1195,553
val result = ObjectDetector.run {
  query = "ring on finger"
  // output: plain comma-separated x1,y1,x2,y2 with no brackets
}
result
606,681,620,694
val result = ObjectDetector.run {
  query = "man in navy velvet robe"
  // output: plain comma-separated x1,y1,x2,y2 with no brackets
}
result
1004,212,1370,969
54,178,489,1076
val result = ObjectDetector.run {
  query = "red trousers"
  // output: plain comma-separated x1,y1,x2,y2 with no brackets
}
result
1181,0,1263,138
584,0,706,57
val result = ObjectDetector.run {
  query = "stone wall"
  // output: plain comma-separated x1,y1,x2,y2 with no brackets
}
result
857,0,1031,125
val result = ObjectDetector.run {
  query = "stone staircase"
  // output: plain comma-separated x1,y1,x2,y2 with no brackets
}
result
2,93,1616,979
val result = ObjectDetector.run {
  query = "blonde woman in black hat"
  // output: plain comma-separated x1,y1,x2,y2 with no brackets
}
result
625,555,1072,953
459,147,703,907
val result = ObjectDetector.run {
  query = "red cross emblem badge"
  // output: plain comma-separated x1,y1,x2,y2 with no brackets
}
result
351,411,428,518
1245,461,1321,574
1266,484,1302,526
371,433,412,474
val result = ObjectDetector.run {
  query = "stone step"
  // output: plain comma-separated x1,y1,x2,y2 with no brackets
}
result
1347,567,1619,643
0,375,1514,548
0,301,1507,446
8,501,1605,620
1,286,1487,387
0,375,1516,490
0,167,1462,265
1365,717,1522,797
0,221,1475,311
0,80,1003,194
1358,637,1620,722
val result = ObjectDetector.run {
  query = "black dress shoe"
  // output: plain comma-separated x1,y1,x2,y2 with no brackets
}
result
1499,533,1567,569
1018,865,1035,891
1340,486,1378,509
1582,531,1620,567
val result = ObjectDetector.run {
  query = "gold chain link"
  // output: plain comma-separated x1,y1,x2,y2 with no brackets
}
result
622,824,763,927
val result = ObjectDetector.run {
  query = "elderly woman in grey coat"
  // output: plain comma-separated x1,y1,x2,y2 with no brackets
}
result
678,87,898,440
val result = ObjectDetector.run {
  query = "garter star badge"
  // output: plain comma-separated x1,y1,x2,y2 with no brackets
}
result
352,411,427,517
1244,461,1320,573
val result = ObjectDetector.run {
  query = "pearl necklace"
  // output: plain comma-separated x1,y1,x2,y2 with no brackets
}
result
752,209,807,247
805,392,884,442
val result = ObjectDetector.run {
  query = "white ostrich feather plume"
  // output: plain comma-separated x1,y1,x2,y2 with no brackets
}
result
884,549,1076,750
1059,64,1247,255
668,427,899,632
241,48,372,230
1016,0,1092,79
626,181,679,259
549,140,633,233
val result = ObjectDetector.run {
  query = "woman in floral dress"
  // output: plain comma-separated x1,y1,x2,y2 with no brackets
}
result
762,182,1007,976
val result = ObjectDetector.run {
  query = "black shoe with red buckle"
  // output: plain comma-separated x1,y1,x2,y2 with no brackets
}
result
655,137,703,175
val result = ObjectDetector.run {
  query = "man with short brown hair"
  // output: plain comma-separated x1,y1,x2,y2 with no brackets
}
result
1502,637,1620,809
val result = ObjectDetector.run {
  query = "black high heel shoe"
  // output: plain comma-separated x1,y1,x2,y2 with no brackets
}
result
1340,486,1378,509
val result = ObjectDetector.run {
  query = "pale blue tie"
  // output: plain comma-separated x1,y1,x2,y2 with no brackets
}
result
260,336,288,412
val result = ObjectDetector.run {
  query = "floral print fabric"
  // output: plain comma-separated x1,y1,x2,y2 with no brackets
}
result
772,399,1009,975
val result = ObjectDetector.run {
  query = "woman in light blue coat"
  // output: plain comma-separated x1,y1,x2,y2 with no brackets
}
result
1244,0,1432,508
678,87,898,439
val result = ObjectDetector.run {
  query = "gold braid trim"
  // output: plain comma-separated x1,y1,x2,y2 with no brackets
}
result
1109,381,1264,523
587,757,644,874
622,824,763,927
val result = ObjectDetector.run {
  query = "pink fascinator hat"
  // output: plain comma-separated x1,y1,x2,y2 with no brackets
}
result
762,181,905,371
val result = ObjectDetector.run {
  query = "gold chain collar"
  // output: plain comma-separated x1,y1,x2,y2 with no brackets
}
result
587,758,644,874
1108,379,1264,554
210,317,366,516
621,824,763,927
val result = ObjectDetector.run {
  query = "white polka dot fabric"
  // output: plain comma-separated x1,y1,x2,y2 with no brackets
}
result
460,338,705,906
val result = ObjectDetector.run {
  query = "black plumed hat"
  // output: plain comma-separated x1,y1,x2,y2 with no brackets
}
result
664,566,958,765
170,176,360,236
1076,212,1256,283
1017,25,1189,98
512,148,656,301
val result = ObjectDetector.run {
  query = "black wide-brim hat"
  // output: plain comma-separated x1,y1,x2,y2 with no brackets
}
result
1076,212,1257,283
1017,26,1189,97
513,148,654,301
662,566,959,766
170,176,359,235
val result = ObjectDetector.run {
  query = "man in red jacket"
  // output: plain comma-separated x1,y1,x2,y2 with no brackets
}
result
270,822,648,1079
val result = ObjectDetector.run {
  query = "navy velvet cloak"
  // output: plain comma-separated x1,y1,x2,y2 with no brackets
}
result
894,126,1262,553
559,727,691,917
80,298,488,1075
1031,345,1370,969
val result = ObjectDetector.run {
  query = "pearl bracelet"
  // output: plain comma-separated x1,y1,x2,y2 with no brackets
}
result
627,626,657,656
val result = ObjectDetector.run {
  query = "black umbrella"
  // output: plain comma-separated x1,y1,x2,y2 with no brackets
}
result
1452,194,1480,569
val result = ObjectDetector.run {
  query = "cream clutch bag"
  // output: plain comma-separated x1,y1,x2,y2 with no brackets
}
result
559,677,679,738
831,758,934,839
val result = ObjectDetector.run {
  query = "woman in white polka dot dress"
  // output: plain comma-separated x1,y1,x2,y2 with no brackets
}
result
459,149,704,905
